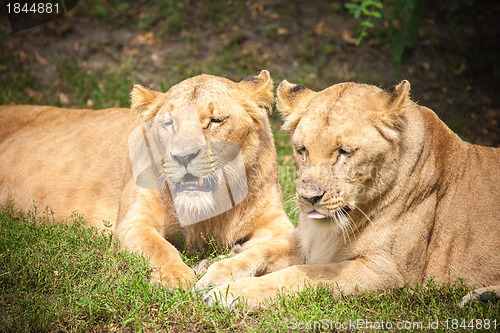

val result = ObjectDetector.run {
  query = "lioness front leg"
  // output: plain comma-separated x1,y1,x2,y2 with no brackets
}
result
203,258,403,309
118,224,196,288
196,233,303,293
114,188,196,289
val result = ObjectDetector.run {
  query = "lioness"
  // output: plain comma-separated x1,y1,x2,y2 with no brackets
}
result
196,79,500,308
0,71,293,287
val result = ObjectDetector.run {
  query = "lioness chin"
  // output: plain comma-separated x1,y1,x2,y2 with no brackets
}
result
196,79,500,309
0,71,293,288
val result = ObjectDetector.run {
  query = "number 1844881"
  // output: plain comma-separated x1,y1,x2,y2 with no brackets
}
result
6,2,60,14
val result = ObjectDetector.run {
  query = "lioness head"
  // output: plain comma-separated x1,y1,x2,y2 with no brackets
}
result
129,71,274,225
277,80,411,235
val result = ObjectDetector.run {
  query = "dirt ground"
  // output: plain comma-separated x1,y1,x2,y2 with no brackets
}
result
1,0,499,146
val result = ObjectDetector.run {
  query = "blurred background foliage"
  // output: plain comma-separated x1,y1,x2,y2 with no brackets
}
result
1,0,499,146
345,0,476,67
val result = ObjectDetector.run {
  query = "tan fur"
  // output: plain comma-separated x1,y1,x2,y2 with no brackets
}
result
196,80,500,308
0,71,293,288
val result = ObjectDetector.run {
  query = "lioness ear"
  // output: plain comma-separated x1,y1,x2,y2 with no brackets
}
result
237,70,274,110
387,80,411,108
370,80,411,141
276,80,316,132
130,85,166,119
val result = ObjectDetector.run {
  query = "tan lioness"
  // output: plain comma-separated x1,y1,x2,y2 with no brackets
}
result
196,79,500,308
0,71,293,288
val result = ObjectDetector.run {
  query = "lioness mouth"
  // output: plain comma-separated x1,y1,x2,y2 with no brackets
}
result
175,173,217,193
340,206,351,213
307,206,352,219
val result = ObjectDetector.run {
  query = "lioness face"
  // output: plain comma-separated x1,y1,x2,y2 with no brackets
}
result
154,97,248,224
277,80,408,231
129,72,273,225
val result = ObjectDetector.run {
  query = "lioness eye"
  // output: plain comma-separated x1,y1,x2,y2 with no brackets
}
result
162,120,173,128
297,147,307,155
338,148,357,158
208,117,228,128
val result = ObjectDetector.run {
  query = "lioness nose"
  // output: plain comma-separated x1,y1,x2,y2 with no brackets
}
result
298,189,325,205
171,149,201,167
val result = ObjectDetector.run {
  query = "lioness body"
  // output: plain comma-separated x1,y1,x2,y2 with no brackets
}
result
0,106,133,224
196,80,500,308
0,72,294,287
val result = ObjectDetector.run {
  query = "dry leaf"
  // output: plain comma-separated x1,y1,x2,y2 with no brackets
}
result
18,51,28,63
277,27,288,36
314,21,325,36
143,31,155,40
137,32,155,46
421,62,431,71
59,93,69,104
125,48,139,57
341,30,357,45
151,53,161,67
34,52,49,65
454,62,466,75
25,88,40,98
481,96,492,105
250,2,264,16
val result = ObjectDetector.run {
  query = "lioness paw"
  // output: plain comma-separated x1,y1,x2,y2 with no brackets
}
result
199,277,270,310
151,265,196,290
460,286,500,307
195,259,255,292
203,285,241,308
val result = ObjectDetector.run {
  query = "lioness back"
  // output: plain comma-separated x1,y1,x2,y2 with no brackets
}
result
0,105,136,227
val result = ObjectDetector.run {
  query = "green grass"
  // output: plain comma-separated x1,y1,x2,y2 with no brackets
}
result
1,1,498,330
1,58,498,332
1,56,498,333
1,206,498,332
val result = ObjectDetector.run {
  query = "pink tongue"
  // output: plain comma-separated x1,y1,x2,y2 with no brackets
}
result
308,211,327,219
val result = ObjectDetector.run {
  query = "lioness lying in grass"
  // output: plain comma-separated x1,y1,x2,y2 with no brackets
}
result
0,71,293,288
196,79,500,309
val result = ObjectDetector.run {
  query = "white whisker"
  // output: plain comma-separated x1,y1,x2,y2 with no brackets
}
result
353,203,371,225
343,210,358,241
340,211,349,243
